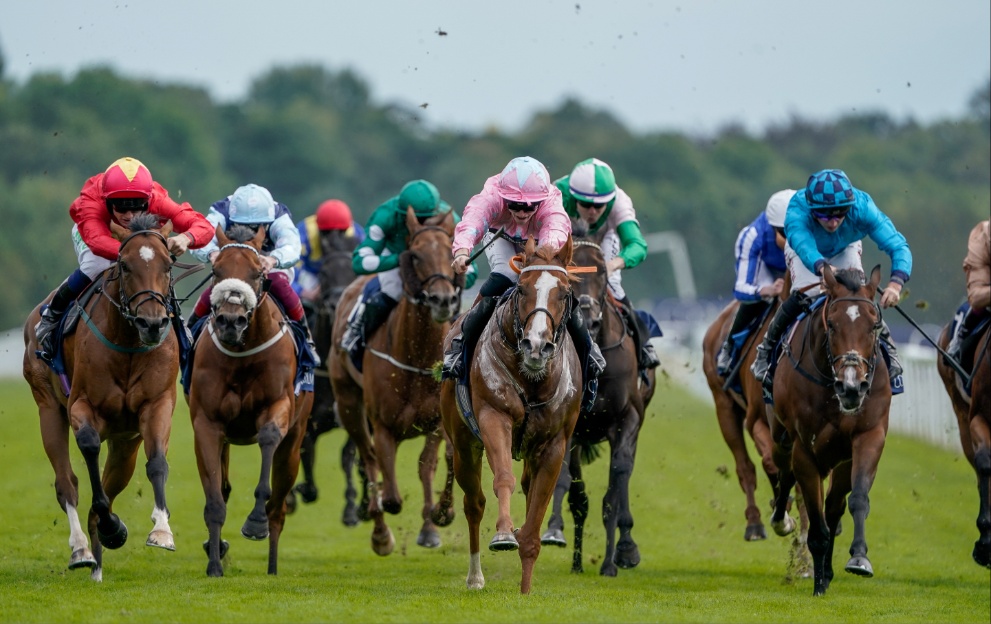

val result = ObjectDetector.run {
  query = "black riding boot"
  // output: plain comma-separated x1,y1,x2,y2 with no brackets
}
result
442,296,498,381
619,296,660,371
947,308,983,363
716,300,769,376
566,304,607,414
361,292,397,344
750,291,809,384
36,272,90,357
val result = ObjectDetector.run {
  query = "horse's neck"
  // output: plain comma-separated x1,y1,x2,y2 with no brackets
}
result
389,298,446,359
599,299,625,346
95,275,133,339
245,299,283,342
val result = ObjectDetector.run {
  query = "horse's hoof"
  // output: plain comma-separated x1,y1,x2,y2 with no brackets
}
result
294,482,319,504
844,555,874,577
241,517,269,541
834,519,843,537
206,561,224,577
285,490,298,515
202,539,230,559
98,517,128,550
372,529,395,556
744,523,767,541
146,530,176,551
771,514,796,537
615,542,641,569
540,528,567,547
431,505,456,528
341,505,360,527
416,529,441,549
488,532,519,552
68,548,97,570
382,498,402,515
972,541,991,569
357,504,372,523
600,561,618,577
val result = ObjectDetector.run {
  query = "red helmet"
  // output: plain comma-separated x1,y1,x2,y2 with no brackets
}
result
102,157,153,199
316,199,353,231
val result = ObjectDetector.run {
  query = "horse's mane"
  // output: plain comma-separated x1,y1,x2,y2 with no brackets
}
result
226,223,260,243
130,212,161,232
571,218,590,239
833,268,866,293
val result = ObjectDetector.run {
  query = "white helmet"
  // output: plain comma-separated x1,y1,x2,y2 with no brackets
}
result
229,184,276,224
764,189,796,228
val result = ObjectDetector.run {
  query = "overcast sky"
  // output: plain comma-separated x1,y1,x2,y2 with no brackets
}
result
1,1,988,135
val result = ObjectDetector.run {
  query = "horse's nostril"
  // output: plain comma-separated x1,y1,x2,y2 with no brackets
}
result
235,317,249,331
540,343,555,358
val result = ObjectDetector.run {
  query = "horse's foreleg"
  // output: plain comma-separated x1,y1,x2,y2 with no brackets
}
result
606,415,642,575
242,421,283,541
479,408,517,550
141,405,175,552
454,433,486,589
844,428,885,581
74,421,129,561
192,416,228,577
340,436,361,526
540,440,573,549
431,432,457,528
567,447,588,574
791,444,828,596
294,425,319,503
769,423,797,537
517,436,569,595
39,402,93,569
718,395,765,541
822,465,852,587
265,414,307,575
969,412,991,568
416,428,443,548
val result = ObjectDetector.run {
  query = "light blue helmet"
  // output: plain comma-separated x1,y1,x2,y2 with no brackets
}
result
229,184,276,224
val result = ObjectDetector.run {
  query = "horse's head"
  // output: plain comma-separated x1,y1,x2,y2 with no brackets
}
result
318,229,357,315
208,223,267,346
109,213,176,346
822,264,884,413
398,207,463,323
569,219,608,340
510,236,577,379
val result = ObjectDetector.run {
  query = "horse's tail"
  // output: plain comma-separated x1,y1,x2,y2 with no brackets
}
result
578,439,603,465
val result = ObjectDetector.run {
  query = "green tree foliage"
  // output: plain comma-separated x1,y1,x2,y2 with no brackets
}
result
0,63,987,332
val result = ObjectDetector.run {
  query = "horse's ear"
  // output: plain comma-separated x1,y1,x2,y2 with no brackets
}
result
251,224,266,249
524,237,536,260
406,206,419,233
869,264,882,290
159,219,174,238
110,220,128,240
822,264,837,291
216,223,230,247
558,235,574,266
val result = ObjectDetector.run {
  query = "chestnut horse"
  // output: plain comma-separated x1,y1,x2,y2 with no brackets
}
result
291,227,362,526
329,208,461,555
768,265,891,596
539,231,657,576
701,298,781,541
22,213,180,581
936,317,991,568
185,224,313,577
441,237,583,594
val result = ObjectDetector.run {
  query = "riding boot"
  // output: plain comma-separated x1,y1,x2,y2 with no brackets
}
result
879,321,903,379
292,317,321,368
340,297,366,352
361,292,397,344
619,296,660,371
442,296,498,381
566,303,606,415
750,291,809,384
946,308,982,363
36,269,91,357
716,301,768,377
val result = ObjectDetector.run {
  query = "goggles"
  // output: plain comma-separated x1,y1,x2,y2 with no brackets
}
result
576,200,607,210
107,197,149,213
506,201,539,213
811,207,850,221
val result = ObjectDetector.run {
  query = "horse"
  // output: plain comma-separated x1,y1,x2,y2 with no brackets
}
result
328,207,461,555
936,315,991,568
441,236,583,594
701,298,781,541
291,227,362,527
22,213,180,582
768,265,891,596
184,223,314,577
538,227,657,576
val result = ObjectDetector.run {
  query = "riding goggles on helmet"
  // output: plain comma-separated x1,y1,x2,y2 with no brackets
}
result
506,200,539,213
108,197,150,213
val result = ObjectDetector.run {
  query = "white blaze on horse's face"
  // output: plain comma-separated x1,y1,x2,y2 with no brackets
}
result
526,272,559,343
139,245,156,263
845,304,860,323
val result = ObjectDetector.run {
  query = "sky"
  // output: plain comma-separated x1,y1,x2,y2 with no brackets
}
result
1,1,989,136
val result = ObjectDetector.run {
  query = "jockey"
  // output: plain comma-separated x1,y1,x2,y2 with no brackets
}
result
185,183,319,365
340,180,477,352
292,198,365,304
947,219,990,361
35,157,214,358
556,157,660,372
714,189,793,377
442,156,606,415
751,169,911,390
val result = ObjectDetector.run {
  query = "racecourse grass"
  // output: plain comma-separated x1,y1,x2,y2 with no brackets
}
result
0,375,987,623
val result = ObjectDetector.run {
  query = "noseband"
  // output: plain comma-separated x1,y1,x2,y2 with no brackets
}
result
210,242,267,321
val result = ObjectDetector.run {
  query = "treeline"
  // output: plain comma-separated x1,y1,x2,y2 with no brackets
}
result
0,57,988,330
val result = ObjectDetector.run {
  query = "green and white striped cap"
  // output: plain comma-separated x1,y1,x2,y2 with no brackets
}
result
568,158,616,204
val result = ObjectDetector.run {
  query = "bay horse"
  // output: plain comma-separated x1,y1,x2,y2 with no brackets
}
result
185,223,313,577
22,213,180,582
936,316,991,568
768,265,891,596
441,236,583,594
328,207,461,555
539,227,657,576
291,227,362,527
701,298,781,541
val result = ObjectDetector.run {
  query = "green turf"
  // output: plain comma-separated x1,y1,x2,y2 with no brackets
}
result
0,376,987,623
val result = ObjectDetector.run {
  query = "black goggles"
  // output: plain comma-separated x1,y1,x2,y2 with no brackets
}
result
576,200,607,210
506,201,539,213
810,207,850,220
107,197,149,213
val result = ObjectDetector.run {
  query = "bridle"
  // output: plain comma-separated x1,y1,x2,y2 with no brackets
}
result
787,294,882,389
573,239,626,352
504,264,571,356
101,228,177,325
402,225,464,306
209,242,269,323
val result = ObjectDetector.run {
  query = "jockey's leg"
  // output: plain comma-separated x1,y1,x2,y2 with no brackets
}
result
750,291,809,384
717,300,769,376
442,273,514,380
565,302,606,415
879,321,903,380
269,272,321,366
361,292,398,342
184,286,215,334
947,306,986,362
618,295,660,371
36,268,92,355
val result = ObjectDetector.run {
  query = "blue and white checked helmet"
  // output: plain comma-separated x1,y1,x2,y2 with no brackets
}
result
804,169,855,209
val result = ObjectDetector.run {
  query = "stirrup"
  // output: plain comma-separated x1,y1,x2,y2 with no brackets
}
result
750,345,771,382
442,336,465,380
715,343,733,377
341,322,362,351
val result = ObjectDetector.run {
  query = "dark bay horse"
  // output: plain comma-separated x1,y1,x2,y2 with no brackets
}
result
769,265,891,596
291,227,362,526
936,317,990,568
702,299,781,541
441,237,583,594
185,224,313,577
329,208,461,555
22,213,180,581
539,230,657,576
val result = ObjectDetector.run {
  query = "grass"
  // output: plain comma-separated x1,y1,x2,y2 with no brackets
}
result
0,375,987,623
